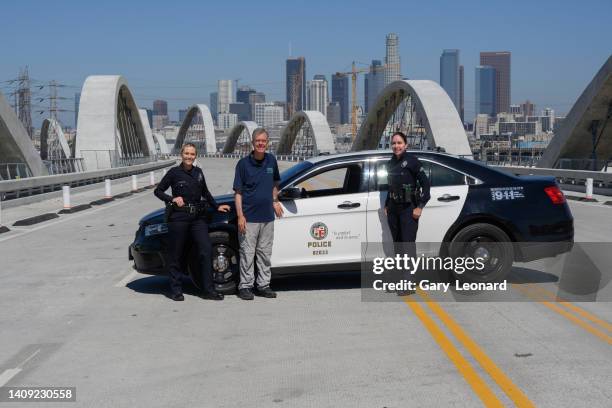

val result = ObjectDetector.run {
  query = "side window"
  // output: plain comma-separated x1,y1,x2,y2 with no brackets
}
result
375,161,389,191
375,159,466,189
427,161,467,186
294,163,363,198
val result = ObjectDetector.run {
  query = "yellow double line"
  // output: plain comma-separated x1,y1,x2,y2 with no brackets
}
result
512,283,612,345
403,292,534,407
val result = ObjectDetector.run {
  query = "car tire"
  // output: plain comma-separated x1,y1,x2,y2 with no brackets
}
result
188,230,239,295
449,223,513,283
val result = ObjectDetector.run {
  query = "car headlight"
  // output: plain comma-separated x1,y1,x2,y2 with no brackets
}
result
144,223,168,236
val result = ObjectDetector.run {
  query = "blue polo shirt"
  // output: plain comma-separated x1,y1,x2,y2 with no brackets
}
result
233,152,281,223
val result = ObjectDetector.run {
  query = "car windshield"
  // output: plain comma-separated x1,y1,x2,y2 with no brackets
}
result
279,161,314,187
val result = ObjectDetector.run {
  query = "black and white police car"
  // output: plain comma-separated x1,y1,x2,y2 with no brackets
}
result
129,150,573,293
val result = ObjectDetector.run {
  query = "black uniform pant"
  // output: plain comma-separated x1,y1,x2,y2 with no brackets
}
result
387,203,419,281
166,214,214,295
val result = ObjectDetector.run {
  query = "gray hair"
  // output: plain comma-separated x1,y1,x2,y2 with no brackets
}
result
251,127,269,142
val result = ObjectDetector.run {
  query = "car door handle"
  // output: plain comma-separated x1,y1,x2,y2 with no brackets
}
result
337,201,361,209
438,194,460,202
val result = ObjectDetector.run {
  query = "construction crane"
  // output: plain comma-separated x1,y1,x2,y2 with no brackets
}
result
335,62,391,140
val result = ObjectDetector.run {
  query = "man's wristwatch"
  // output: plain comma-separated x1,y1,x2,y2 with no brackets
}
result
273,198,279,203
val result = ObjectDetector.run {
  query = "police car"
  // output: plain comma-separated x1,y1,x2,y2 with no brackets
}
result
129,150,574,293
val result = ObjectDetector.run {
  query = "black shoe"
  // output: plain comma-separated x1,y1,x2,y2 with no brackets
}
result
397,289,415,297
170,293,184,301
200,291,224,301
238,288,254,300
255,286,277,298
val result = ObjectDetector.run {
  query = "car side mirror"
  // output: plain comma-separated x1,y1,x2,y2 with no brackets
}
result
278,187,302,201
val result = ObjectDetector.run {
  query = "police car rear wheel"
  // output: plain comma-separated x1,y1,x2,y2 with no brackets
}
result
449,223,513,283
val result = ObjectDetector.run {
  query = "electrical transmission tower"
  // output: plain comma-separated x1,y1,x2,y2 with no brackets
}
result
17,66,33,138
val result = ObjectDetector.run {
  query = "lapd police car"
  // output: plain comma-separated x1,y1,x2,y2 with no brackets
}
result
129,150,573,293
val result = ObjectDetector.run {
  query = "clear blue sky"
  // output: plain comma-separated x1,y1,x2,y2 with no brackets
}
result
2,0,610,127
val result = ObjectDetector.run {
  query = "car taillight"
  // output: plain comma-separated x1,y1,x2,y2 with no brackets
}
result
544,186,565,204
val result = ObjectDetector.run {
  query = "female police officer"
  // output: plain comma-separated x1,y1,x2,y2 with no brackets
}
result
154,143,230,301
384,132,431,294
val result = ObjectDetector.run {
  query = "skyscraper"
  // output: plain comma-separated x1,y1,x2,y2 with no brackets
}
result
209,92,218,122
249,92,266,123
153,100,168,116
152,100,169,129
440,49,460,111
236,86,255,104
384,33,401,86
365,60,384,114
520,100,535,117
459,65,464,123
327,102,341,126
286,57,306,118
178,109,188,123
475,66,496,117
217,80,234,115
307,74,328,116
480,51,511,114
332,74,349,124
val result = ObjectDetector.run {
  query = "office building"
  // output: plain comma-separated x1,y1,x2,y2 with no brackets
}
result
152,114,168,130
459,65,464,123
217,80,234,115
365,60,384,114
440,49,460,112
384,33,401,86
307,74,328,116
332,73,349,124
229,103,250,122
178,109,188,123
262,105,284,128
480,51,511,113
521,100,536,117
236,86,255,105
248,92,266,123
286,57,306,118
254,102,276,127
153,100,168,116
218,112,238,130
475,66,496,116
209,92,218,121
542,108,555,132
327,102,341,126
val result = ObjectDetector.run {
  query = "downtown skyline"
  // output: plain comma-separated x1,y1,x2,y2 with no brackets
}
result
2,0,610,128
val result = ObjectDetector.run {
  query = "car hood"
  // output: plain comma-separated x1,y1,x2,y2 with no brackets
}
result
139,193,235,225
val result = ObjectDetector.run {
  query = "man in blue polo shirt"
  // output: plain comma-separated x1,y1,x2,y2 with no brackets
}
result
233,128,283,300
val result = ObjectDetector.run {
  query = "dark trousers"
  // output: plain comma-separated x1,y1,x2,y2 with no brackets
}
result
387,204,419,280
387,203,419,243
166,215,214,295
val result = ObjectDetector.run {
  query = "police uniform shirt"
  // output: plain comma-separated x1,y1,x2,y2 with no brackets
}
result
385,151,431,209
233,152,281,223
154,164,219,209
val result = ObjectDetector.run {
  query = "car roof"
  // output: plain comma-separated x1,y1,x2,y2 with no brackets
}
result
305,149,462,164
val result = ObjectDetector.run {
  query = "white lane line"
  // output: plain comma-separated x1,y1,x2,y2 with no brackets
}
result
0,193,146,243
114,269,140,287
0,368,21,387
0,348,41,387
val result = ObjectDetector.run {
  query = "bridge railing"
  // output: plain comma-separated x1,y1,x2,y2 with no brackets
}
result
194,153,308,162
0,159,176,201
0,163,33,181
43,158,86,175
